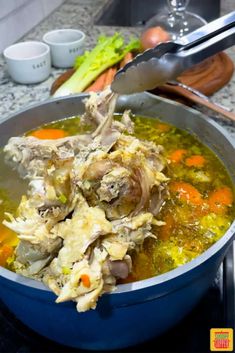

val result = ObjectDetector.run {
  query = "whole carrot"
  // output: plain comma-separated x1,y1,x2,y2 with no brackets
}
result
120,52,133,68
84,71,107,92
103,67,117,88
85,52,132,92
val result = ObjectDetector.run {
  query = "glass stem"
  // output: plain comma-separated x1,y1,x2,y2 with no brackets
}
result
167,0,190,13
167,0,190,37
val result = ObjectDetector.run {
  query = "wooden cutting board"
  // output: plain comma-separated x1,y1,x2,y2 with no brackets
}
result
155,52,234,99
50,52,234,98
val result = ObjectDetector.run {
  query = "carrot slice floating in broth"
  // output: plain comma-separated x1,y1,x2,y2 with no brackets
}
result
169,149,187,163
159,213,175,241
207,186,233,214
0,244,13,267
30,128,67,139
156,123,171,132
185,155,206,168
170,181,203,206
0,225,11,243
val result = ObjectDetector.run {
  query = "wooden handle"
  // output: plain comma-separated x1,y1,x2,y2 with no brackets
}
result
158,84,235,122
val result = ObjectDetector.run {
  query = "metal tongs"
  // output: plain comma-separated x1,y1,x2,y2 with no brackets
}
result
111,11,235,94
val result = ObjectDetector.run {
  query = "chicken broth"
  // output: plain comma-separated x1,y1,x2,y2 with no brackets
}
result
1,115,234,282
125,116,235,281
0,149,22,266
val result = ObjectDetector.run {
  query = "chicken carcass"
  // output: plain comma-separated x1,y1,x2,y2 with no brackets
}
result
3,87,169,312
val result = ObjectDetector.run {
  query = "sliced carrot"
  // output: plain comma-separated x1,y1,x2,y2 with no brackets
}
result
80,274,91,288
170,181,203,206
0,225,18,248
0,225,12,243
159,213,175,241
30,128,67,140
169,149,187,163
156,123,171,132
207,186,233,214
0,244,13,267
103,67,117,88
84,71,107,92
185,155,206,168
120,52,133,68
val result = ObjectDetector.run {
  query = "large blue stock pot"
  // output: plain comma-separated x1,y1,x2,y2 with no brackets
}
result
0,92,234,350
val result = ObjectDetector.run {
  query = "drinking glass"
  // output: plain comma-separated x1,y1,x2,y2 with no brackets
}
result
146,0,207,40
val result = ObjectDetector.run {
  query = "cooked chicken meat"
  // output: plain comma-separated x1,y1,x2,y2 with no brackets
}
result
3,87,169,312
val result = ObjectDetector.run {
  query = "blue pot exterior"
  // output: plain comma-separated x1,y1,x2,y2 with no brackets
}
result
0,239,232,350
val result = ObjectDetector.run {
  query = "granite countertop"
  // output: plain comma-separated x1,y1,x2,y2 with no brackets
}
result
0,0,234,139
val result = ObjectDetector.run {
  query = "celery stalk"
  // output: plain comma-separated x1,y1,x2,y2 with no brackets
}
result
53,33,140,97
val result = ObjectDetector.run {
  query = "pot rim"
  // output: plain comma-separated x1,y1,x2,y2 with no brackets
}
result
0,93,234,294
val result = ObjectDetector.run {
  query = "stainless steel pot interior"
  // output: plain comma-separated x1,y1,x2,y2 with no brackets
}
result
0,92,234,294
